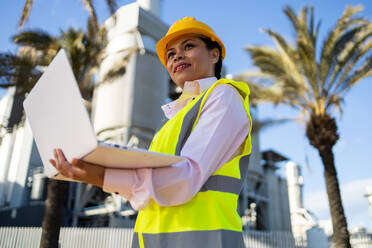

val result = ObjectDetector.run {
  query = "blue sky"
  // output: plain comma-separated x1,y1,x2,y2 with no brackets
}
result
1,0,371,231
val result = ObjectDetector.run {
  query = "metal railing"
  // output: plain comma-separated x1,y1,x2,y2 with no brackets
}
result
0,227,312,248
329,235,372,248
0,227,134,248
0,227,42,248
5,227,370,248
243,230,306,248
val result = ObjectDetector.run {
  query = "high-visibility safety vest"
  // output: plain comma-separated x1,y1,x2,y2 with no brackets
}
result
132,79,252,248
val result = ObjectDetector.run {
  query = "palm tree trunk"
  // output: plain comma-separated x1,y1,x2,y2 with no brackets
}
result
40,179,68,248
317,146,351,248
306,114,351,248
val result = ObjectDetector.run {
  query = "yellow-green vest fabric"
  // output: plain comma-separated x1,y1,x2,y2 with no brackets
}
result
132,79,252,248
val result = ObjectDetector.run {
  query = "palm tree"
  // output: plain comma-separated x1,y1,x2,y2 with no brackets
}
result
0,19,132,247
0,50,43,95
18,0,119,34
239,5,372,248
4,19,131,98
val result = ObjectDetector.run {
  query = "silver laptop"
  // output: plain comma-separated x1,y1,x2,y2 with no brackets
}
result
23,49,182,179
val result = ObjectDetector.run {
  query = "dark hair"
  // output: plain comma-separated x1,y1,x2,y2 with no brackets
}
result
198,36,223,79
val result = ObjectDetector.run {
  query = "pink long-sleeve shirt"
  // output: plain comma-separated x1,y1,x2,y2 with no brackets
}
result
103,77,250,210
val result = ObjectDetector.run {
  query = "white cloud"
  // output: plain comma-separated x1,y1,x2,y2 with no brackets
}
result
304,178,372,230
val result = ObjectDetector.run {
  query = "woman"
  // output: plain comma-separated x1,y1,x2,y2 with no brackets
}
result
51,17,252,248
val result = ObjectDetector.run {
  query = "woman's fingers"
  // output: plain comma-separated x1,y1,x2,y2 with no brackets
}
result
53,149,63,166
49,159,57,167
52,148,77,179
57,149,67,161
50,149,103,187
55,149,66,165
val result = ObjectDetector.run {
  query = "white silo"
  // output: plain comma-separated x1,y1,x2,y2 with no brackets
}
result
286,161,304,212
92,0,169,148
285,161,325,243
0,87,17,206
137,0,161,16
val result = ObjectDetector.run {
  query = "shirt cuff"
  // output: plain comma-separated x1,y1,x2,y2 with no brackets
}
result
102,168,136,200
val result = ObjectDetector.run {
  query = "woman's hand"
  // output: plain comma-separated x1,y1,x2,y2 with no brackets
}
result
49,148,105,188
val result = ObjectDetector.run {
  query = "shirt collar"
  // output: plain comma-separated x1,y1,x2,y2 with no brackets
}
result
161,77,218,120
196,76,218,93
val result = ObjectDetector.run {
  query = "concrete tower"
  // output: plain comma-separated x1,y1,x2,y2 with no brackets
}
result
286,161,304,211
137,0,161,16
92,1,168,149
285,161,317,236
285,161,328,248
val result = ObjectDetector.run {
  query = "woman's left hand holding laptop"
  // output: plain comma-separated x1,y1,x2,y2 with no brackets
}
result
49,148,105,187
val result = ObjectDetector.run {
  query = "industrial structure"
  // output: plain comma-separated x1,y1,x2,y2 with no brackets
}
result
0,0,294,234
285,161,328,247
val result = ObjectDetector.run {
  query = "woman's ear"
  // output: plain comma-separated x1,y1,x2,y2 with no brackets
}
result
209,47,220,64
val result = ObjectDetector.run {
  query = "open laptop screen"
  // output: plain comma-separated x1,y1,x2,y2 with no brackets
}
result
23,49,97,177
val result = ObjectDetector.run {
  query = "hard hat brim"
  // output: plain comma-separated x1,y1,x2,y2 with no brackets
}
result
156,27,226,68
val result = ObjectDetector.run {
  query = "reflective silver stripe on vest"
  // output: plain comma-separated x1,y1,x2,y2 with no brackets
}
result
175,94,205,156
173,88,250,196
132,229,245,248
239,155,250,183
200,155,250,195
200,175,241,194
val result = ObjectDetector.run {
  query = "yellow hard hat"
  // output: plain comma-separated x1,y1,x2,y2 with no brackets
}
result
156,17,226,67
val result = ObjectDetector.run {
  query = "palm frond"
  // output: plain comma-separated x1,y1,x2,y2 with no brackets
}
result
0,53,16,84
80,0,99,33
105,0,118,15
5,16,112,100
263,29,294,57
246,81,284,106
339,55,372,94
246,46,286,77
333,24,372,92
297,36,318,101
243,5,372,121
18,0,34,29
326,24,367,89
264,30,308,90
285,6,321,101
13,30,56,50
0,52,42,94
319,5,364,86
87,17,97,41
58,23,108,100
282,6,320,101
246,45,311,105
325,94,344,117
309,7,316,44
234,73,310,112
283,5,301,34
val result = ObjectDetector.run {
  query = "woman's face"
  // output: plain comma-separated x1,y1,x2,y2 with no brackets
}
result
166,34,219,89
